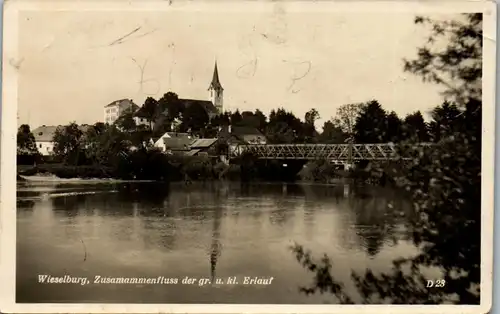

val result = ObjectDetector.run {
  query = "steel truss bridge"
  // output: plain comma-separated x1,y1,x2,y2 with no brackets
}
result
230,143,427,161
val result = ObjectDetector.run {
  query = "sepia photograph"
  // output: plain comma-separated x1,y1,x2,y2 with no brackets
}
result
0,0,496,313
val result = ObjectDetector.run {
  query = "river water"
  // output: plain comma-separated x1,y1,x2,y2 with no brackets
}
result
17,180,421,304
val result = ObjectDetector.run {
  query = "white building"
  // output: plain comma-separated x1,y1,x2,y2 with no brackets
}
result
154,132,196,154
32,125,59,156
104,99,139,125
31,124,91,156
133,116,151,128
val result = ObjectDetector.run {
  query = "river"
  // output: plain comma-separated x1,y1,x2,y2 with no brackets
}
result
17,180,421,304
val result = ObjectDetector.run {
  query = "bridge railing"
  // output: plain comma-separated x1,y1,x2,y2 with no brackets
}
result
229,143,432,161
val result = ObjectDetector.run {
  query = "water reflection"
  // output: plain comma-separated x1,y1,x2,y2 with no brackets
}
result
210,205,223,282
17,181,416,304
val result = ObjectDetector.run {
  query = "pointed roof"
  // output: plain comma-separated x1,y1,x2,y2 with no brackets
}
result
208,61,223,91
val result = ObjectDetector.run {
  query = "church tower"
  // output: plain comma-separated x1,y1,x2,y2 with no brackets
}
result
208,61,224,114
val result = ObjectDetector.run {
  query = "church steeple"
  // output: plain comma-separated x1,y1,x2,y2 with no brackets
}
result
208,61,223,113
209,61,223,91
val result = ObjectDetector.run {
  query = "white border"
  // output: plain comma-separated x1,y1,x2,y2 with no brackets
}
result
0,1,496,313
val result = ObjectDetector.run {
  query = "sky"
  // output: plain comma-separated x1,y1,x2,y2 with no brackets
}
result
17,6,450,130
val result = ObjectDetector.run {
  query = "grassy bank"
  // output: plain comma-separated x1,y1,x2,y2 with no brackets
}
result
17,159,242,182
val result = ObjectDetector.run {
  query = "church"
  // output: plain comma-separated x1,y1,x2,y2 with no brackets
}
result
104,62,224,126
164,61,225,120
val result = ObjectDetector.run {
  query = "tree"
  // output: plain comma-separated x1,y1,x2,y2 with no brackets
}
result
130,125,153,149
265,108,305,144
159,92,183,121
318,120,348,144
332,103,364,143
402,111,429,142
428,101,463,142
292,13,483,304
238,111,261,129
141,97,159,129
52,122,85,165
17,124,38,156
302,108,320,143
353,100,388,143
181,102,209,134
83,122,109,162
254,109,267,132
403,14,482,105
210,112,231,127
230,110,243,125
304,108,320,126
84,124,131,167
385,111,403,143
114,110,137,132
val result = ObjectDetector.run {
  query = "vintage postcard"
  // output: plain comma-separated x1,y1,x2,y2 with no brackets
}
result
0,0,496,313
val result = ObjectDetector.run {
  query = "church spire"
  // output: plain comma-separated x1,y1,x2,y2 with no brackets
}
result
209,61,223,91
208,60,224,114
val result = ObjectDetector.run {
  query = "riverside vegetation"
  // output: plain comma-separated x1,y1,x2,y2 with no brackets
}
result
18,84,460,183
291,13,483,304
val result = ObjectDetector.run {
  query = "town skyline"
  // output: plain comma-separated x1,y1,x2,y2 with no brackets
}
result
17,9,452,130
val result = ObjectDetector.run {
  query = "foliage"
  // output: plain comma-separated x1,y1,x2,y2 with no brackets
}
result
385,111,403,143
159,92,183,121
404,14,482,105
428,101,463,142
266,108,307,144
354,100,388,143
230,110,243,125
180,102,210,135
318,121,348,144
114,109,137,132
332,103,364,143
299,159,343,182
291,13,483,304
17,124,39,156
52,122,86,166
401,111,430,142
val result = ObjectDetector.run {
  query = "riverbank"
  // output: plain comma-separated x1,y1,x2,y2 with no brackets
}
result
17,161,402,186
16,162,241,182
18,174,155,184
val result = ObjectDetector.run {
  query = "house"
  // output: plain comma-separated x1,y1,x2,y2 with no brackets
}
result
103,99,140,125
154,132,194,155
133,107,155,129
187,138,218,157
32,124,92,156
218,125,267,144
32,125,59,156
216,125,268,158
231,126,267,145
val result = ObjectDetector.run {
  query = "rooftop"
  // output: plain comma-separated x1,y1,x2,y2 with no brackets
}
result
105,99,138,109
190,138,218,148
32,124,92,142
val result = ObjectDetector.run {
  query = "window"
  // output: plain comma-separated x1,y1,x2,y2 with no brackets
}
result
39,144,42,148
